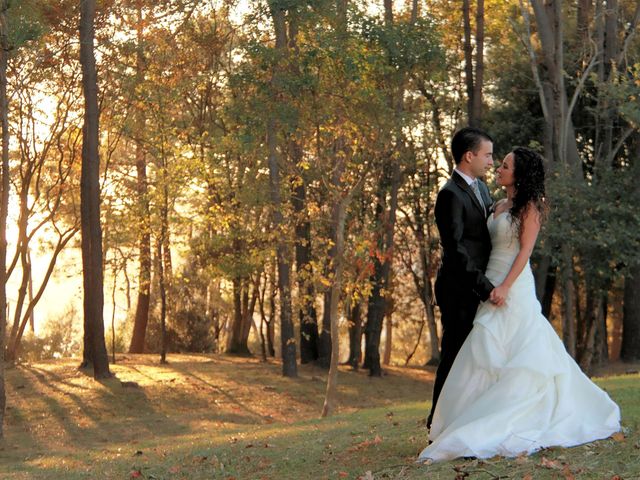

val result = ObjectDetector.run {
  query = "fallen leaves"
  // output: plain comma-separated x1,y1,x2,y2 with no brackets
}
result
611,432,625,442
357,471,374,480
347,435,382,453
561,465,576,480
540,456,563,469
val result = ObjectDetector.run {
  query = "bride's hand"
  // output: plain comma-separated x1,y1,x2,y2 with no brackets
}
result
490,285,509,306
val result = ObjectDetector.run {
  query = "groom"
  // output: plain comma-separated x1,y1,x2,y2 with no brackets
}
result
427,127,502,430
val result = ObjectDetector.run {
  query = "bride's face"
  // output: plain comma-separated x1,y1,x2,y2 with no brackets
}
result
496,153,515,187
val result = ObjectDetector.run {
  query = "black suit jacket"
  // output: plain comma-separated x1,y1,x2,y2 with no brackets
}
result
434,171,494,303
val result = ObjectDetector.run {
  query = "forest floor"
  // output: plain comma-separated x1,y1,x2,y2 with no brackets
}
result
0,354,638,479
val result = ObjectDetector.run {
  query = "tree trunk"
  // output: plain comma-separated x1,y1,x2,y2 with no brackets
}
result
529,0,582,171
416,212,439,366
622,265,640,361
318,289,332,368
422,279,439,367
347,299,362,368
560,247,576,358
242,279,259,349
7,189,30,358
268,1,296,378
472,0,485,126
383,307,393,366
267,268,276,357
0,0,10,437
534,254,556,319
364,161,399,376
462,0,474,125
258,273,269,361
129,0,151,354
321,195,348,417
594,294,609,365
363,0,403,377
577,0,592,52
157,237,167,364
579,280,605,373
227,277,251,355
6,229,77,361
293,177,319,364
79,0,110,379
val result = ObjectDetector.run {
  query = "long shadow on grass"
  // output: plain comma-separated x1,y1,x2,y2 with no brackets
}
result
164,364,271,424
10,365,190,449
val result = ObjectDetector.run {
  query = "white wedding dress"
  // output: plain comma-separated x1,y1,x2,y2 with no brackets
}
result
418,211,620,462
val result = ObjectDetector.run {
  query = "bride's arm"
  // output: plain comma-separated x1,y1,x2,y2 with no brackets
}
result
491,204,541,305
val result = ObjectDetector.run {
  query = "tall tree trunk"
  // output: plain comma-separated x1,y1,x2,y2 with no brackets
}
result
579,278,607,373
157,236,167,364
268,1,296,377
321,196,348,417
347,298,362,368
129,0,151,354
472,0,484,126
383,304,393,366
0,0,10,437
560,248,576,358
319,289,332,368
529,0,582,171
534,254,556,319
293,177,319,364
79,0,111,379
27,249,34,332
7,188,30,358
227,278,249,355
411,180,440,366
364,161,400,376
363,0,404,377
577,0,592,53
462,0,474,125
267,266,277,357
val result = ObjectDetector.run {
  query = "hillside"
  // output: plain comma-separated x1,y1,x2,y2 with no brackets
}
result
0,355,637,479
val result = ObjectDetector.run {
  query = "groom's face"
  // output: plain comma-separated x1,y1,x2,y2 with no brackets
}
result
465,140,494,178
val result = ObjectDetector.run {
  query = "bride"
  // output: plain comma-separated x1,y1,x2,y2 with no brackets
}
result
418,147,620,463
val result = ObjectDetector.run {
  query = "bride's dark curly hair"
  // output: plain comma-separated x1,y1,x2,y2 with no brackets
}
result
509,147,548,235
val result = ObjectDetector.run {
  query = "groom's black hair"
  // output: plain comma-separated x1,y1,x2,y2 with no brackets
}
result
451,127,494,164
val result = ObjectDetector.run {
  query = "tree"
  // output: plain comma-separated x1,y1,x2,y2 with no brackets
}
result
462,0,485,126
267,0,297,377
0,0,9,438
128,0,152,354
79,0,110,378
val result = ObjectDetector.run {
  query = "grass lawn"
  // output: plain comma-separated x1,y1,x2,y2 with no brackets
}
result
0,354,637,479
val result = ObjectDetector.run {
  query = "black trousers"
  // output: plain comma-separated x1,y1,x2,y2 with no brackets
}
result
427,283,480,428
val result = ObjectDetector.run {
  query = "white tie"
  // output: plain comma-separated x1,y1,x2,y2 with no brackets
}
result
471,180,485,215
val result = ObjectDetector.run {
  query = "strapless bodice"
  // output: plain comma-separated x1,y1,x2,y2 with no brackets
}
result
485,211,530,286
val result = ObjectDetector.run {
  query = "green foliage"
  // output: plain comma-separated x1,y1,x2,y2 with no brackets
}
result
6,0,46,48
539,164,640,290
360,16,444,74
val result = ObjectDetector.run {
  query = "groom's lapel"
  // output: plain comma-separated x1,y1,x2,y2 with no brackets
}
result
452,171,485,217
